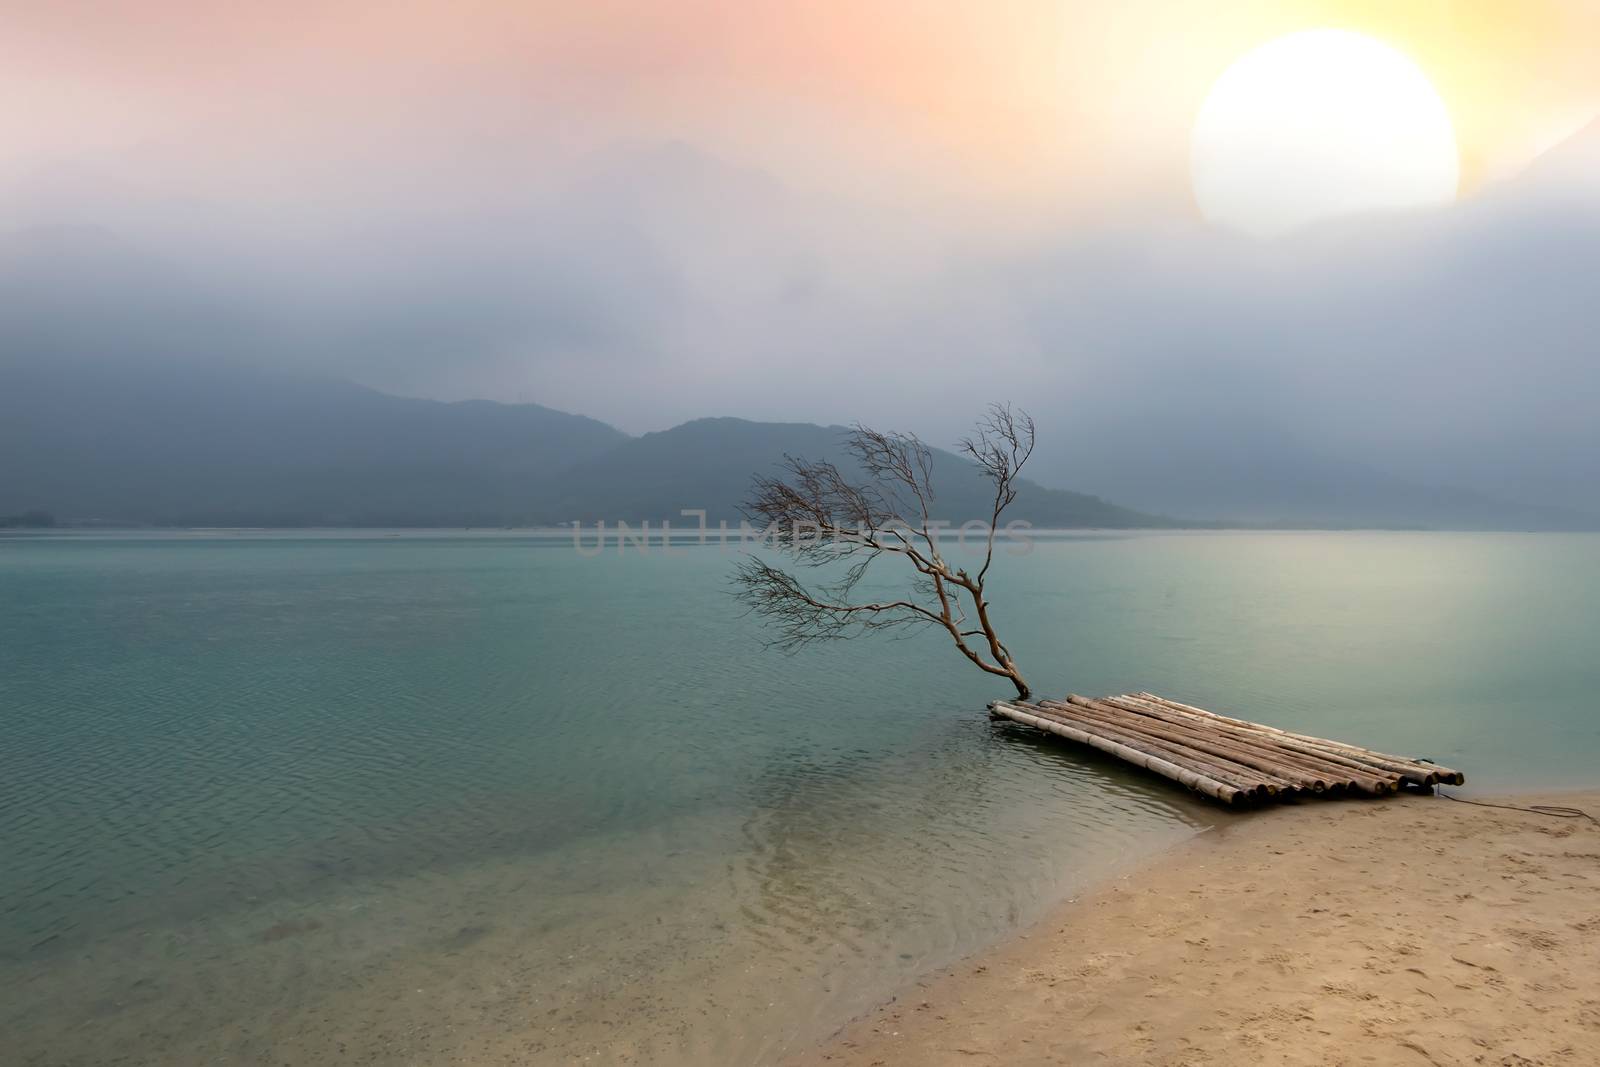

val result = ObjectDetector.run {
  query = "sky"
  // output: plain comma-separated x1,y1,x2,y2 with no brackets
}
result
3,0,1599,515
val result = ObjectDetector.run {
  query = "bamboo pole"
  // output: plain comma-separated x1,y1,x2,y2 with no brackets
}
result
1062,696,1400,796
990,702,1247,805
1027,701,1296,795
1104,699,1400,796
1052,697,1348,793
1132,693,1464,785
1055,696,1339,790
992,690,1459,806
1090,697,1401,795
1014,702,1286,797
1041,700,1310,791
1108,695,1437,786
1120,694,1434,781
1002,701,1260,798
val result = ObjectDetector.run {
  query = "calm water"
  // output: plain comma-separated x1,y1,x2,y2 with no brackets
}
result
2,530,1597,1064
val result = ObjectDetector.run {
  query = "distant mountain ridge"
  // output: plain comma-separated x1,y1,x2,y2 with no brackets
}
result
0,358,628,526
0,212,1590,531
0,358,1173,528
2,355,1590,530
5,148,1598,533
1026,409,1600,533
542,416,1169,528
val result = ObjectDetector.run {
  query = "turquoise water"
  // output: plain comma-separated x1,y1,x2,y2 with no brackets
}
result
2,530,1597,1064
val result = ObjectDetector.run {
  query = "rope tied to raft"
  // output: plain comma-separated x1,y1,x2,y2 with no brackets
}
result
1415,758,1598,825
1436,790,1599,827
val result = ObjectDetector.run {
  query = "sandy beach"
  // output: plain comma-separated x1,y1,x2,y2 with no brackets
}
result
792,790,1600,1067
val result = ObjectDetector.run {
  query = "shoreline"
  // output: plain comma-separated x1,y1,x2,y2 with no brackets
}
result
788,788,1600,1066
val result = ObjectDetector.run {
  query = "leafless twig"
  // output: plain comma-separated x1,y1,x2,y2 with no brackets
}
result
734,404,1034,699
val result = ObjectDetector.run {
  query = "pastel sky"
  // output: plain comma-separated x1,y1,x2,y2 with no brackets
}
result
4,1,1599,518
6,1,1598,210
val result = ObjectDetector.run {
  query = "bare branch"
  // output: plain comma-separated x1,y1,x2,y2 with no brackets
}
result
732,408,1035,700
957,403,1036,586
733,556,943,651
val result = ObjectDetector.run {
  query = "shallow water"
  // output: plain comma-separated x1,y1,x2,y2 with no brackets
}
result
2,530,1596,1063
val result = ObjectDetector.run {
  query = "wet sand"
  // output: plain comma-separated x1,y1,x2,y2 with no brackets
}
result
793,790,1600,1067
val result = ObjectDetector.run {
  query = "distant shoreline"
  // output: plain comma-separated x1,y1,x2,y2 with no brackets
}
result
788,788,1600,1066
8,524,1600,535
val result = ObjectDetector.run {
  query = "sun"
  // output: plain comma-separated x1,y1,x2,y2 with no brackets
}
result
1191,29,1459,238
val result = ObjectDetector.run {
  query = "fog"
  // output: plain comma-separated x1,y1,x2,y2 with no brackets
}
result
3,2,1598,522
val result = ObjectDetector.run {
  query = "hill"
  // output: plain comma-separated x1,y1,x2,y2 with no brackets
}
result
542,417,1173,528
1026,411,1598,532
0,358,629,526
0,355,1174,527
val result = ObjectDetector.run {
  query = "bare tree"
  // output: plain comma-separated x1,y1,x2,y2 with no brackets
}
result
734,404,1036,700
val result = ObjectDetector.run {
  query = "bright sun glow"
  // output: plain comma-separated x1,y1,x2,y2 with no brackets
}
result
1192,29,1459,238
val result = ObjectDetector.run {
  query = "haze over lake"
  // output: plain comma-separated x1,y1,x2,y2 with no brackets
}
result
4,529,1595,1063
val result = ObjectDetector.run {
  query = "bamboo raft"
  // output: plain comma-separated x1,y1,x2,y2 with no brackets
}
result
989,692,1464,806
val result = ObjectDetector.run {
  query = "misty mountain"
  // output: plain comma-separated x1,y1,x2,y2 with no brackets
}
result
0,355,1168,527
0,223,1162,527
1026,406,1598,532
3,157,1597,533
1008,121,1600,530
540,416,1168,528
3,349,1587,529
0,358,628,526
